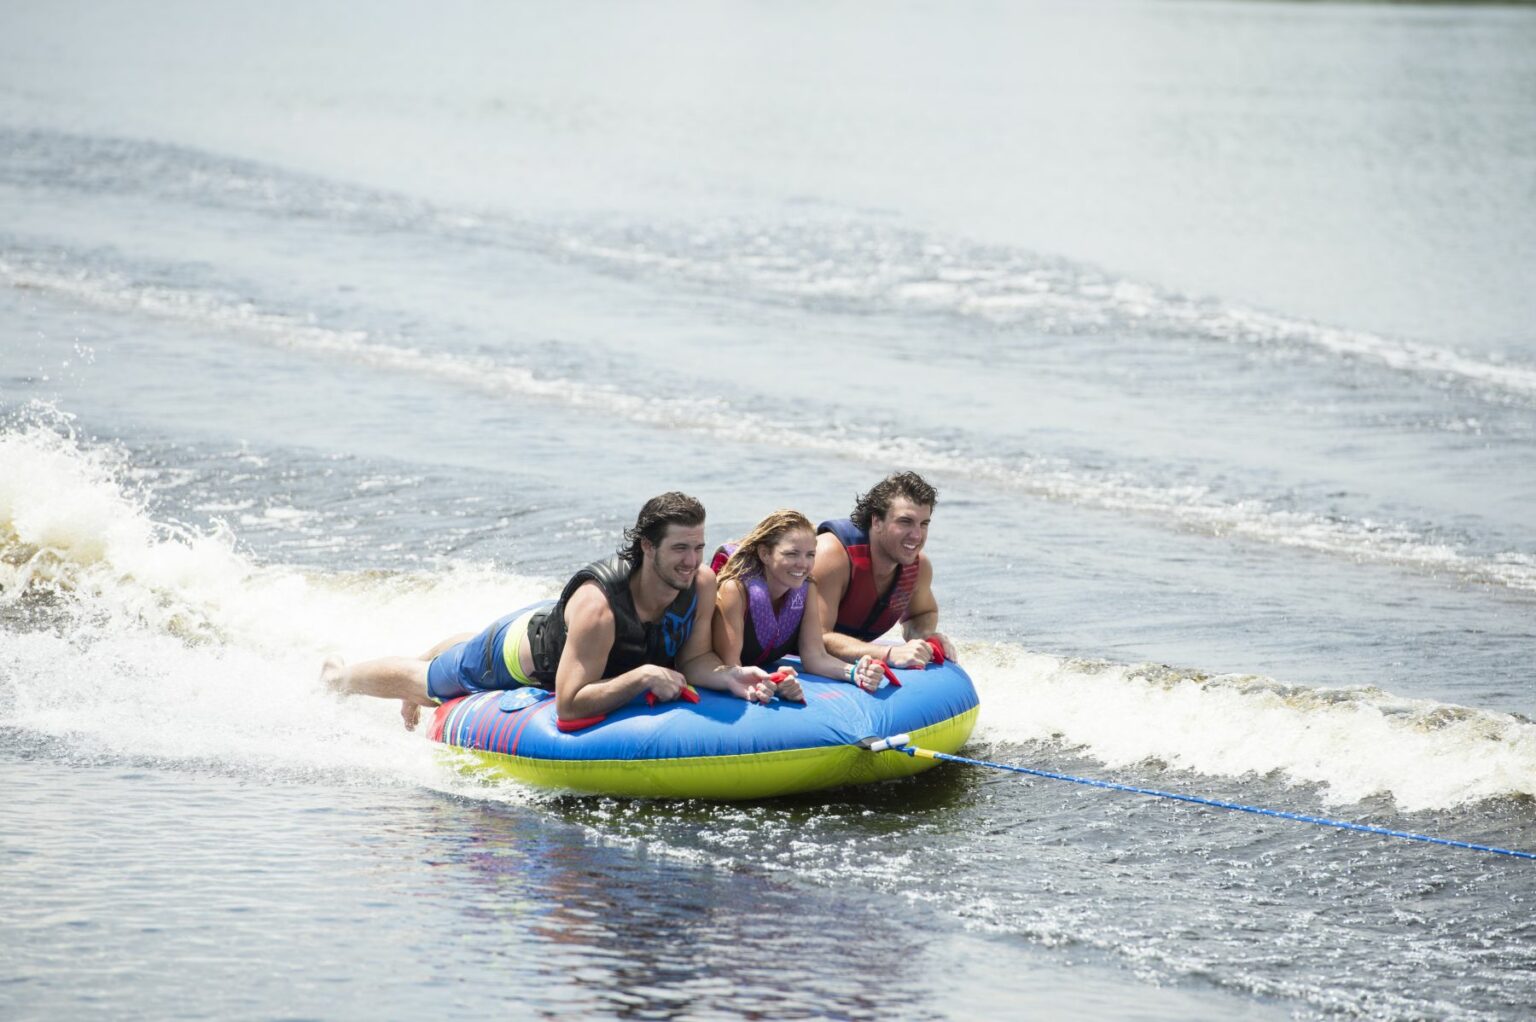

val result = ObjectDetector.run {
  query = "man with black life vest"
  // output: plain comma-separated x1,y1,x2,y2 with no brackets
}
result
811,471,957,670
322,492,776,730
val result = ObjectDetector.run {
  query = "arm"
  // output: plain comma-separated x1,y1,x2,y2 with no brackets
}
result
681,566,775,702
810,533,937,668
791,582,882,695
554,583,684,720
810,532,870,662
899,558,956,662
710,577,748,668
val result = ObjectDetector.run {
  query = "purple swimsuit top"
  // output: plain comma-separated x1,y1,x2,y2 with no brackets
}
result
743,571,807,658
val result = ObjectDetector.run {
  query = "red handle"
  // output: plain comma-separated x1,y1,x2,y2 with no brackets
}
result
556,712,607,733
645,683,700,707
767,669,805,702
925,637,946,666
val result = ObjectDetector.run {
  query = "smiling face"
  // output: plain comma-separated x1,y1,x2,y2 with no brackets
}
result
644,523,706,592
757,527,816,594
869,497,930,567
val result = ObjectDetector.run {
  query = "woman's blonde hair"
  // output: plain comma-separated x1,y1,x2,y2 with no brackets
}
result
717,509,816,585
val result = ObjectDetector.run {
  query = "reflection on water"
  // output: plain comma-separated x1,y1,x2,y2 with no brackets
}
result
2,755,1288,1020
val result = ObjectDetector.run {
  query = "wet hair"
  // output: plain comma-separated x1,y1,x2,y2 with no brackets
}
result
717,509,815,585
620,492,706,565
849,472,938,532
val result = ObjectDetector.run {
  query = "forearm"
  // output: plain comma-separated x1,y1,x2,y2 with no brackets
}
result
822,631,887,662
800,647,860,681
679,651,740,692
559,672,648,718
902,611,939,640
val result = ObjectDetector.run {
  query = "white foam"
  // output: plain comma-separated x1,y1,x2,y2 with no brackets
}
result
3,423,1532,811
963,643,1536,812
0,418,551,799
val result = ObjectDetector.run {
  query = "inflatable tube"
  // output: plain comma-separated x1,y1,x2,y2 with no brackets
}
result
428,658,979,799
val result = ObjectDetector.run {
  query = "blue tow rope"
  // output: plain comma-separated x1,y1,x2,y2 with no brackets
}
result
861,734,1536,861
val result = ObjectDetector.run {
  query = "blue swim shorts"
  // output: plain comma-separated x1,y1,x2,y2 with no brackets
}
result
425,600,555,702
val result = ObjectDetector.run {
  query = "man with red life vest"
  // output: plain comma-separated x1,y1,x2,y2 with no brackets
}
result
811,472,957,670
323,492,777,730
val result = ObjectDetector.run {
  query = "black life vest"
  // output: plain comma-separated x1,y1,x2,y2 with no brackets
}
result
525,555,698,685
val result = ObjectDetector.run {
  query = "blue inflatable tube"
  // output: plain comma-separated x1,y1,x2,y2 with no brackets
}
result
428,658,979,799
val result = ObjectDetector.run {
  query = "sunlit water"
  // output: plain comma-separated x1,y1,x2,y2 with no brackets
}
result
3,2,1534,1019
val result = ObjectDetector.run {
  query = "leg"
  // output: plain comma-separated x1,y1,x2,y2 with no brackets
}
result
322,654,433,703
321,653,436,731
419,632,474,660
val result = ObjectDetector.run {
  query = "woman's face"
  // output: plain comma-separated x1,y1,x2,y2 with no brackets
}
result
759,528,816,594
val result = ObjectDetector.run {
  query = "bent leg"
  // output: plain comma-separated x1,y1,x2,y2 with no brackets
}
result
419,632,473,660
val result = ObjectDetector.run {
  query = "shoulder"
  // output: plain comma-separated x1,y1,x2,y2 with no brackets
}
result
696,563,718,602
565,581,616,631
715,575,746,607
907,555,936,602
812,535,850,591
815,531,850,563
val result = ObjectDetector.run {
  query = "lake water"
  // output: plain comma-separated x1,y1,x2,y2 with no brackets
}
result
3,2,1534,1018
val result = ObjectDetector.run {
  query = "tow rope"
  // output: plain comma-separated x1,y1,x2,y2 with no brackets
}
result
859,734,1535,861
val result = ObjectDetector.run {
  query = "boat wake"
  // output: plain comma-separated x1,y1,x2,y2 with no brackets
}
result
2,417,1531,812
6,126,1533,402
7,251,1535,596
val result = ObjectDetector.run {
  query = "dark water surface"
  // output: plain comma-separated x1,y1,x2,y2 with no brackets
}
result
3,2,1535,1018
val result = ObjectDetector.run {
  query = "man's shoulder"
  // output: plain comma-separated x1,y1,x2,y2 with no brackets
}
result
565,581,617,630
812,532,851,593
815,530,849,554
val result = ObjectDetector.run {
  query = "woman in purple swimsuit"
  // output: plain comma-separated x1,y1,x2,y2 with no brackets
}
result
711,509,887,701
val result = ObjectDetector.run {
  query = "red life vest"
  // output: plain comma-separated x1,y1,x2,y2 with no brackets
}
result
817,518,920,641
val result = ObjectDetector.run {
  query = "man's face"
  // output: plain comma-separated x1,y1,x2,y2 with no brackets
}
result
645,523,706,592
870,497,931,567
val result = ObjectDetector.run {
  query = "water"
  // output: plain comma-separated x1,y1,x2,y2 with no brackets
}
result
2,1,1534,1018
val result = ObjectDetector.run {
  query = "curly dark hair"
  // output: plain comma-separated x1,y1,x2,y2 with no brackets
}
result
850,472,938,532
620,492,707,564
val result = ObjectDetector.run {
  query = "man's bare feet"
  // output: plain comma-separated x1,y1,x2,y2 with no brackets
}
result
400,700,421,731
320,654,347,695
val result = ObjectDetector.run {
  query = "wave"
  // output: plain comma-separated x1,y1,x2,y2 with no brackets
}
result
965,643,1536,813
0,415,551,792
557,220,1536,402
5,126,1534,402
7,251,1535,596
2,420,1532,811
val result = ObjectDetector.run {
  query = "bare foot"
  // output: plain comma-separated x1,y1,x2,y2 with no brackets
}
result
400,700,421,731
320,655,347,695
